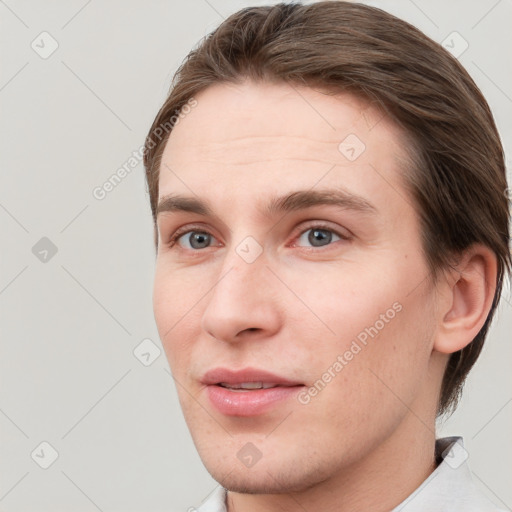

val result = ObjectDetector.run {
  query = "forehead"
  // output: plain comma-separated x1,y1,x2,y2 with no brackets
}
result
158,80,411,208
165,81,398,150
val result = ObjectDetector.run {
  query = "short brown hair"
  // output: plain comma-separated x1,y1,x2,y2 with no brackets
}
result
143,1,511,415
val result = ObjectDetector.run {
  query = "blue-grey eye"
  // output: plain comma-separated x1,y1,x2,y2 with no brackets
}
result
298,228,341,247
179,231,212,249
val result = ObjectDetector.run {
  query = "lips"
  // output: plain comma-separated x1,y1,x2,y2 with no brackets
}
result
218,382,278,390
201,367,305,416
201,367,303,388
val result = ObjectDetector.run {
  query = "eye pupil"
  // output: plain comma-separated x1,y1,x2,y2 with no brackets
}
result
189,232,210,249
308,229,332,247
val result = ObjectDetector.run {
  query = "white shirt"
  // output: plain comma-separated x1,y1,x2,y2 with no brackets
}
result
195,437,506,512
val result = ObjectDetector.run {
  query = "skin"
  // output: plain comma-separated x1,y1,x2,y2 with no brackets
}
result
152,80,496,512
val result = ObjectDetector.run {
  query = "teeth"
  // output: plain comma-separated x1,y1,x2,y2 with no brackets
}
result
219,382,277,390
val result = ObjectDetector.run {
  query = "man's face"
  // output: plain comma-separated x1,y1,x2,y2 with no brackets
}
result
153,81,441,493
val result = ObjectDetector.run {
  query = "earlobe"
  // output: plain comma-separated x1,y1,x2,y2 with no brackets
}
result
433,245,498,355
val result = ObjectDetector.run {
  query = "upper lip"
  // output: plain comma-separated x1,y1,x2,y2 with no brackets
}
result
201,367,303,387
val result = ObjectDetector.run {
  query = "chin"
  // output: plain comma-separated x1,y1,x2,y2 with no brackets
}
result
202,454,333,495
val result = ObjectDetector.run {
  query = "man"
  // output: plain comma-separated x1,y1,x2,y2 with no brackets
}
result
143,2,510,511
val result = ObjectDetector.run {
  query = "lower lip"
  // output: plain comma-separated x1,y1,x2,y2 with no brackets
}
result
205,384,304,416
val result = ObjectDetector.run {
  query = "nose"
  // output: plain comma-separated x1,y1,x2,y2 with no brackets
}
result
200,247,282,343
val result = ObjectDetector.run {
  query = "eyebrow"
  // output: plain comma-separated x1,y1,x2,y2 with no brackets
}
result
156,188,377,219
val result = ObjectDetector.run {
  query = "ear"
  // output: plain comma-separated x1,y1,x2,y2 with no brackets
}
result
433,244,498,355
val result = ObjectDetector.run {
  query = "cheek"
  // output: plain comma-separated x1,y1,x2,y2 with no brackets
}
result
277,258,405,349
152,265,203,370
310,280,435,422
288,255,436,403
291,299,435,459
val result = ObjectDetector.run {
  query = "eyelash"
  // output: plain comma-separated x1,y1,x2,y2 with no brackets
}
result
166,222,351,251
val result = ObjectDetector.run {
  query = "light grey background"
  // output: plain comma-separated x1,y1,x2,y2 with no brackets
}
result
1,1,511,511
